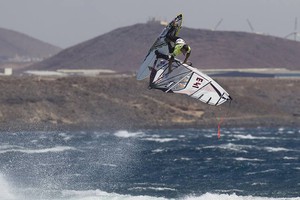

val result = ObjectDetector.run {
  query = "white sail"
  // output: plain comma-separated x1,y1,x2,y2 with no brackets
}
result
151,59,232,106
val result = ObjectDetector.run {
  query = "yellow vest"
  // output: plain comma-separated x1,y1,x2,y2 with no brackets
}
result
171,44,191,57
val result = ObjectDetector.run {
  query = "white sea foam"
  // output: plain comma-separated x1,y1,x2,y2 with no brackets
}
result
183,193,300,200
233,134,258,139
59,132,74,141
30,139,39,144
0,185,299,200
101,163,117,167
38,134,48,140
283,156,298,160
203,134,213,138
152,148,166,153
62,189,168,200
251,182,267,186
0,146,76,154
0,174,15,200
128,186,176,192
114,130,145,138
287,130,295,134
264,147,292,152
0,144,22,150
246,169,277,175
204,143,252,153
234,157,264,162
143,138,178,143
174,157,192,161
233,134,277,140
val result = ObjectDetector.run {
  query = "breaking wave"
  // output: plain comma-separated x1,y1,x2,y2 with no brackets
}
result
0,146,77,154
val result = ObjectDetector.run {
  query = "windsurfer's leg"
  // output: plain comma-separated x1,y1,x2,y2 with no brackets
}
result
148,68,157,89
155,50,169,60
168,66,172,74
167,56,174,74
167,42,173,53
148,58,158,89
165,35,177,53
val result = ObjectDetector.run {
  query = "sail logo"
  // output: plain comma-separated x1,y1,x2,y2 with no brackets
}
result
192,77,203,88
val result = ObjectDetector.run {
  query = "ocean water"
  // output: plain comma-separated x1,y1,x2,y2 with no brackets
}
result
0,127,299,200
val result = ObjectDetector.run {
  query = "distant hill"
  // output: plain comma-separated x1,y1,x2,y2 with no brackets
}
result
0,27,61,63
27,22,300,72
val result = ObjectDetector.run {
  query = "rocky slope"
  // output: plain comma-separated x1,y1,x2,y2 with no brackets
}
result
0,76,299,131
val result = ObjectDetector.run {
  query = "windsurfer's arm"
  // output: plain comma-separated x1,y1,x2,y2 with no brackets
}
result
183,51,190,64
183,46,191,64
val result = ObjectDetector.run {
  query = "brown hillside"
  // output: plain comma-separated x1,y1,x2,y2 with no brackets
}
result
0,27,61,61
0,76,299,131
27,22,300,72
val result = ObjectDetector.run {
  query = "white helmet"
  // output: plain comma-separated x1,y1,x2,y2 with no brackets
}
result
175,38,186,45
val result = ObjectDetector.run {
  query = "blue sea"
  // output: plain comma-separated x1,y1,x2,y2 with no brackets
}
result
0,127,299,200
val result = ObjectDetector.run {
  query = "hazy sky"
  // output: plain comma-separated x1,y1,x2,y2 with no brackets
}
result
0,0,299,48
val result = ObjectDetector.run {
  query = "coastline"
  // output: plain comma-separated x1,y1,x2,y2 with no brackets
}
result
0,76,299,132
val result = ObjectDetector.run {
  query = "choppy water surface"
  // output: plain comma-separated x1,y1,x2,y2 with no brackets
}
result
0,127,299,200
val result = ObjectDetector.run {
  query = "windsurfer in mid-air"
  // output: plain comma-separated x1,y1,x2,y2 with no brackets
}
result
140,14,231,106
155,17,191,73
148,38,191,89
165,19,191,64
148,21,191,89
148,13,191,88
157,37,191,73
